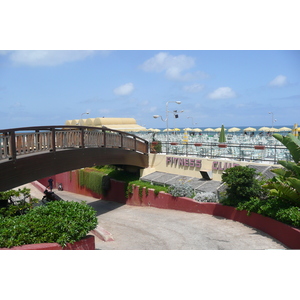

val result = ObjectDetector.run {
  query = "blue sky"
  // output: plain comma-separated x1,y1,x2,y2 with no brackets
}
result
0,50,299,130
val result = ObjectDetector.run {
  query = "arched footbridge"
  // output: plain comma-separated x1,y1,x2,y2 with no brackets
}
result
0,125,149,191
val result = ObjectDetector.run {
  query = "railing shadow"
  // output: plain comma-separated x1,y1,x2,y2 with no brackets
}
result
87,199,125,217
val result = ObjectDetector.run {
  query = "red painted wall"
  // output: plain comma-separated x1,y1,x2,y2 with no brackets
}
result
0,235,95,250
39,170,103,198
37,171,300,249
126,185,300,249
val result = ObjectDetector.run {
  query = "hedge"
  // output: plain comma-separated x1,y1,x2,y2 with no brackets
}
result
0,201,98,248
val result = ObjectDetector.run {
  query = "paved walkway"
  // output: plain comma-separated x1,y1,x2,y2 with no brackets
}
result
17,183,288,250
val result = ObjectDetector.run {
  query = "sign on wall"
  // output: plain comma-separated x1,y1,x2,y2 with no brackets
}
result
166,156,239,171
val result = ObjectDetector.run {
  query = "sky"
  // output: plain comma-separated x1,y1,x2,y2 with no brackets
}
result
1,50,299,130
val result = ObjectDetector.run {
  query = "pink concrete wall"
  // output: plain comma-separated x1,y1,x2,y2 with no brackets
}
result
0,235,95,250
126,185,300,249
39,170,103,198
37,171,300,249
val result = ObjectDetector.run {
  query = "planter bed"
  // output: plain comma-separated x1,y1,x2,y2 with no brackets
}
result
218,144,227,148
0,235,95,250
254,145,265,150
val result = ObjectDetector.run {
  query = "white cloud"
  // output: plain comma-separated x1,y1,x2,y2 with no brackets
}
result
269,75,287,87
183,83,204,92
140,52,196,81
149,106,157,112
113,82,134,96
208,87,236,99
8,50,95,66
99,108,111,115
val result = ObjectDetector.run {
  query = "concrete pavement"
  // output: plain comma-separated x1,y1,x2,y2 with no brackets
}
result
16,183,288,250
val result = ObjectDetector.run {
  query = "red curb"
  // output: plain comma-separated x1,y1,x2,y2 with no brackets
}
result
0,235,95,250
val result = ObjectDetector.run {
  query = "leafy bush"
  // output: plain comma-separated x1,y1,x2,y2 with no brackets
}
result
0,188,39,217
236,196,300,228
263,133,300,207
151,141,162,153
0,201,98,248
220,166,266,207
193,192,218,203
167,182,194,198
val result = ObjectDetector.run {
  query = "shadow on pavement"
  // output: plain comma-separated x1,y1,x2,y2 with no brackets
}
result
87,199,125,216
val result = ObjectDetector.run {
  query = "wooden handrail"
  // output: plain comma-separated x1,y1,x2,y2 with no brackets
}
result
0,125,149,161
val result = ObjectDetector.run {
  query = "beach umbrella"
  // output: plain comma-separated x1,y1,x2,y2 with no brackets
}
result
258,127,270,131
228,127,241,132
183,127,192,131
219,125,226,143
163,128,172,132
244,127,256,132
193,128,202,132
268,127,279,132
173,128,181,131
278,127,292,131
215,127,227,132
204,128,214,132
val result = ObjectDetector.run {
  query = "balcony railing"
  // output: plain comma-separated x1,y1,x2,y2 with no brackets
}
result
151,141,292,164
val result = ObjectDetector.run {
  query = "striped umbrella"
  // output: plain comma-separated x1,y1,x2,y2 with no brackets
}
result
182,130,189,144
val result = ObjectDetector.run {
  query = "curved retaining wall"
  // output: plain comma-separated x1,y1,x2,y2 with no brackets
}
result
0,235,95,250
126,185,300,249
38,172,300,249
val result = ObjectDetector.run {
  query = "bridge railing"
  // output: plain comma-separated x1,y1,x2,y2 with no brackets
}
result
0,125,149,161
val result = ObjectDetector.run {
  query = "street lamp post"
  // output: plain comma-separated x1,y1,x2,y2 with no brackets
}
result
153,101,181,153
268,112,276,128
187,116,197,127
78,112,90,125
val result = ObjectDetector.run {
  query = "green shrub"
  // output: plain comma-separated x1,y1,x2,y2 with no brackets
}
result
0,188,39,217
276,207,300,228
152,141,162,153
221,166,266,207
0,201,98,248
236,196,300,228
167,182,194,198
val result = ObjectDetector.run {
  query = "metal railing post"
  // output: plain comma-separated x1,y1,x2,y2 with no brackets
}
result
80,128,85,148
120,132,124,149
51,128,56,152
9,130,17,160
103,129,106,147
